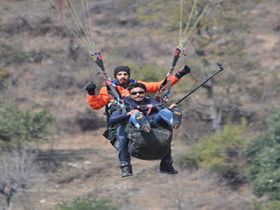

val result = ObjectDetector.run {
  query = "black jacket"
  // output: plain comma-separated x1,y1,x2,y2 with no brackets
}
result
109,96,163,126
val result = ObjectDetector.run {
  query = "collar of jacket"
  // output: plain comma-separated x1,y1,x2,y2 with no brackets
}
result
124,97,158,109
111,79,136,87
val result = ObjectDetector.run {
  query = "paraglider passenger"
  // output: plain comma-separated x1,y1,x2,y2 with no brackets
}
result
109,82,182,177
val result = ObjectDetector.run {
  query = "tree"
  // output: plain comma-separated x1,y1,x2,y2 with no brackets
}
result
53,196,119,210
0,99,54,149
246,110,280,200
0,149,44,210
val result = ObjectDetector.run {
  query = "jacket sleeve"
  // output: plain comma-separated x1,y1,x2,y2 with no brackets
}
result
139,75,180,93
109,110,129,126
87,86,111,110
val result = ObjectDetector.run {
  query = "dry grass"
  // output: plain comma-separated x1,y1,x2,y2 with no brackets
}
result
1,0,280,209
1,130,253,210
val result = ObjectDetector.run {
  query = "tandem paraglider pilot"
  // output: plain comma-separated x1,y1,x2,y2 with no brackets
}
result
109,82,182,177
84,64,191,178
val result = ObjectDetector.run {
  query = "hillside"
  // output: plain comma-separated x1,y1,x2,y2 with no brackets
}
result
0,0,280,210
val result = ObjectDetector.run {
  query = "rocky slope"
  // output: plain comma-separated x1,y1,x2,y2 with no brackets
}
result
0,0,280,209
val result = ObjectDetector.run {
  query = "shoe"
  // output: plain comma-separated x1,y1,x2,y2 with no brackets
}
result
136,113,151,133
172,109,182,129
120,163,133,178
160,161,178,174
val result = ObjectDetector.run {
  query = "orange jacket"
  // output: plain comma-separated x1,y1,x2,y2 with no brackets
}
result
87,75,180,110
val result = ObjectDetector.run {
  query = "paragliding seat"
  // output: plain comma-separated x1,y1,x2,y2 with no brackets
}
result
127,123,173,160
108,123,173,161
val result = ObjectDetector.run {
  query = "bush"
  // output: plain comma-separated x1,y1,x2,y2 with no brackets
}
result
0,68,10,90
0,42,29,65
253,200,280,210
267,201,280,210
245,110,280,200
178,121,246,181
132,64,166,82
0,68,9,81
75,108,106,132
53,197,119,210
0,101,54,148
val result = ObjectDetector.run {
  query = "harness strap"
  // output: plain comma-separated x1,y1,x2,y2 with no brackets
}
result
162,77,172,103
106,83,126,114
91,51,126,113
146,107,153,116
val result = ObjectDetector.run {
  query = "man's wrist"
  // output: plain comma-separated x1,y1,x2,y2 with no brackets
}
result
175,65,191,79
175,72,183,79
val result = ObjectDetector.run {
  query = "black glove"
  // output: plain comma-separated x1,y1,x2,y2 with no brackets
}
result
84,81,96,95
175,65,191,79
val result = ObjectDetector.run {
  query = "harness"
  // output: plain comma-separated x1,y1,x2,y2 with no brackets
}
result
103,79,137,140
105,79,137,117
126,97,163,117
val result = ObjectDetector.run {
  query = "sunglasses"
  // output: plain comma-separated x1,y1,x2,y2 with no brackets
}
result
130,91,145,95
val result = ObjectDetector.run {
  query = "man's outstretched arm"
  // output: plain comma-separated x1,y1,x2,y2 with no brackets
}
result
140,65,191,93
85,82,111,110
